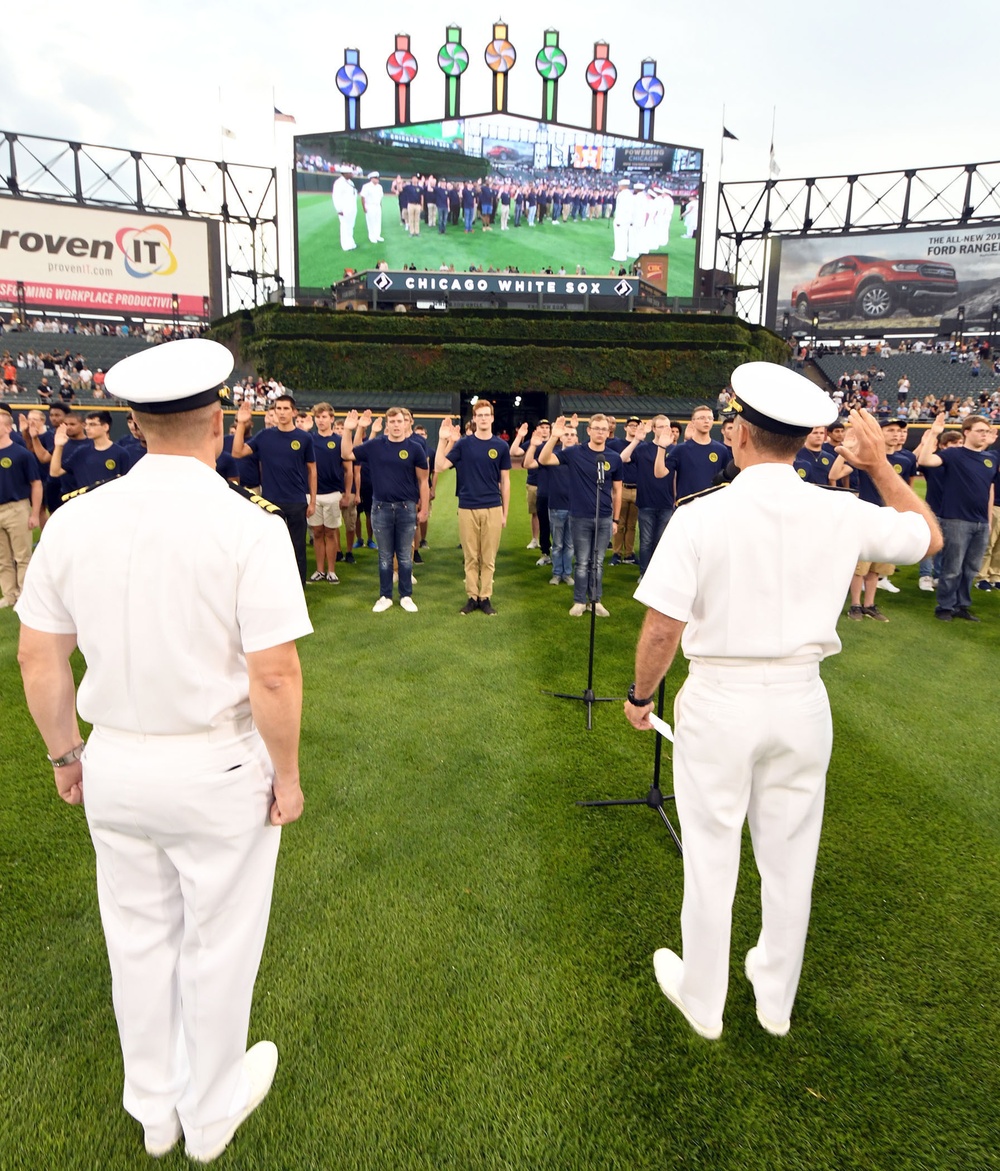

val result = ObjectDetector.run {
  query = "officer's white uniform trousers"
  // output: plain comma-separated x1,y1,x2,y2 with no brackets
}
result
83,720,280,1157
672,658,831,1031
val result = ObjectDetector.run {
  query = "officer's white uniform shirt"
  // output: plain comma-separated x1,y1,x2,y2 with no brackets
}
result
16,454,312,733
634,462,929,661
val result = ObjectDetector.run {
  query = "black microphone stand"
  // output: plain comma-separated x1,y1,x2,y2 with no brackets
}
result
576,678,683,855
543,448,621,729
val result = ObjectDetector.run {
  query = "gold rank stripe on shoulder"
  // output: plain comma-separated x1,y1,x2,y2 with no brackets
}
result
228,482,283,515
60,480,109,503
675,482,730,508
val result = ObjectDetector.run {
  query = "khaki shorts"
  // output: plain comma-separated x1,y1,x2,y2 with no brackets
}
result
341,499,357,532
526,484,538,516
855,560,895,576
308,491,343,528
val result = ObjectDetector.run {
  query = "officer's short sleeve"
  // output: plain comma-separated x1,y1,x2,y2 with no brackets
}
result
633,507,698,622
14,537,77,635
237,516,314,653
858,504,931,567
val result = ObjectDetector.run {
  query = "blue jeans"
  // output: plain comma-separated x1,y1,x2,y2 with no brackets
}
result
936,517,990,612
638,507,673,576
371,500,417,599
549,508,572,578
464,207,474,231
571,516,613,604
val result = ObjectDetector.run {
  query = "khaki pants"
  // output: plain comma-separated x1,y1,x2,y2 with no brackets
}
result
612,486,638,555
406,202,422,235
0,497,32,603
458,506,503,599
976,506,1000,583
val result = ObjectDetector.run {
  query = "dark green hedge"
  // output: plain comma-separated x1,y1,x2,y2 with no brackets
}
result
213,306,789,394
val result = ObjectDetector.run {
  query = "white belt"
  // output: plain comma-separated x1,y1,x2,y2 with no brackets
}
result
687,657,820,684
91,715,256,745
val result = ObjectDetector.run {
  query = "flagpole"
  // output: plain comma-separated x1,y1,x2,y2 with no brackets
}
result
713,104,726,306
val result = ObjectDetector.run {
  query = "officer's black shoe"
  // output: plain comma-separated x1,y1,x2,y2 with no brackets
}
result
459,598,479,615
955,608,981,621
479,598,498,616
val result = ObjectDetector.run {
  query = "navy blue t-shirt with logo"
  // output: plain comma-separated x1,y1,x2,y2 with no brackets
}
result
607,435,639,487
312,433,348,494
246,427,316,504
936,446,997,521
665,439,729,501
0,443,41,503
223,434,261,489
794,445,835,486
631,441,676,509
62,440,131,492
559,444,623,517
447,434,511,509
354,435,427,502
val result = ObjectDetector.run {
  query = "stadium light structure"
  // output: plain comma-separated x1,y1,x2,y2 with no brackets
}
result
991,304,998,354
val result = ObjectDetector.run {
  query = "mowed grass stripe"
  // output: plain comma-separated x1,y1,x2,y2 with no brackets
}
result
1,469,998,1169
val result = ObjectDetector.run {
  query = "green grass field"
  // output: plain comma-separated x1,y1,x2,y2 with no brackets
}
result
296,193,696,297
2,470,998,1170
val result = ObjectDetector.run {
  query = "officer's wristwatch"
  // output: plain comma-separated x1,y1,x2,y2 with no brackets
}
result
627,683,655,707
47,742,85,768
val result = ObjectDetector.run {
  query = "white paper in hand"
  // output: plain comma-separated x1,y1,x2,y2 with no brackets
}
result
648,712,674,742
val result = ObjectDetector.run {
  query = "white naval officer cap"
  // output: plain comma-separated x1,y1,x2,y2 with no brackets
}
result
729,362,838,437
368,170,380,178
617,178,630,187
104,338,235,415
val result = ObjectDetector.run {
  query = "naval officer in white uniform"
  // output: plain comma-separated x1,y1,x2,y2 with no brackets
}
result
624,364,941,1039
16,338,313,1161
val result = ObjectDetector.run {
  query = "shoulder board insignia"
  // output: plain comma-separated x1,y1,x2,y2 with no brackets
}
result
60,479,109,503
228,482,284,515
676,482,730,508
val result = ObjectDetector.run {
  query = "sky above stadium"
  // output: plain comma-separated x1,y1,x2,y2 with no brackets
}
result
3,0,992,271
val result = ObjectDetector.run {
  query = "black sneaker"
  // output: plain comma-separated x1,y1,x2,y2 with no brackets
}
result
344,552,356,565
419,539,429,549
609,553,622,566
934,608,953,621
955,608,981,621
459,598,479,615
413,551,424,564
622,555,638,565
335,551,345,563
863,605,889,622
847,605,865,621
479,598,498,616
975,581,993,591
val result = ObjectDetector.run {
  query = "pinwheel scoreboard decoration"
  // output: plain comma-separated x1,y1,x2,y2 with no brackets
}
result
336,49,368,132
632,58,664,142
485,22,516,114
585,41,617,134
437,25,469,120
535,29,567,123
386,34,418,125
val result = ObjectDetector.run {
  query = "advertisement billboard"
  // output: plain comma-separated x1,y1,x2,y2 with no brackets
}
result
0,200,218,318
294,113,703,298
768,224,1000,333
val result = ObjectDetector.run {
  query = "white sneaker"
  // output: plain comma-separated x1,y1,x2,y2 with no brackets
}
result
549,575,561,585
593,602,610,617
918,575,934,591
399,596,418,612
526,538,540,549
372,596,393,612
744,947,791,1037
535,555,552,566
652,949,722,1040
308,571,325,582
185,1041,278,1162
877,576,900,593
569,603,587,617
325,572,339,584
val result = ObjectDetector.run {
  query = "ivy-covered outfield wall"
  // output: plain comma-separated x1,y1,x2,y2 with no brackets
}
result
210,306,789,398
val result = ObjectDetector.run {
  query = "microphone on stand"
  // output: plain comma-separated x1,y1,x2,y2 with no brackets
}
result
596,457,605,486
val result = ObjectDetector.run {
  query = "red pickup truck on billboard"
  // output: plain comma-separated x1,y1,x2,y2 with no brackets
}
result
791,254,958,320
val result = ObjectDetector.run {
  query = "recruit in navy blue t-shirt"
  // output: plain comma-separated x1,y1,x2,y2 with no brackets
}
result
354,435,427,502
446,434,511,509
246,427,316,503
557,444,623,517
665,439,729,501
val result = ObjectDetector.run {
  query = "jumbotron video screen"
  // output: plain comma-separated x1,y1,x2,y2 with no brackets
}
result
294,114,703,296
